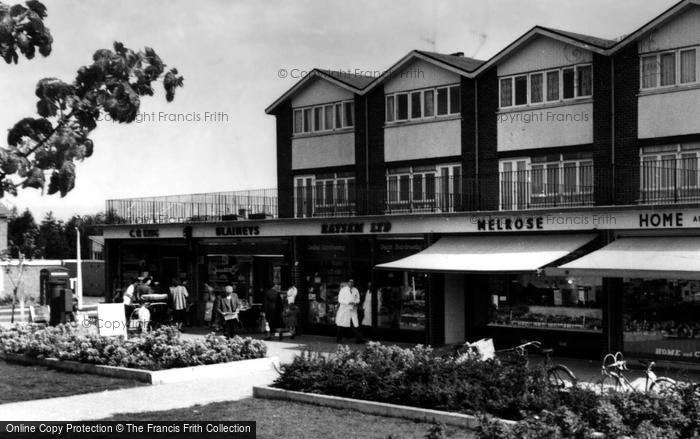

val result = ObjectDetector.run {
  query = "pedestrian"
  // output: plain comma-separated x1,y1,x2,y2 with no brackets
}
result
361,281,380,327
260,311,271,339
217,285,241,338
136,276,152,303
122,277,138,321
169,278,189,331
264,285,282,337
335,279,363,343
282,285,300,340
203,283,215,329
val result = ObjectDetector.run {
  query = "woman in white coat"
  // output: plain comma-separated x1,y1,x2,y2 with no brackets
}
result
335,279,363,343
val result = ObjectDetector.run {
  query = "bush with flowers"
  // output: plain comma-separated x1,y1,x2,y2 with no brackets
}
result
0,323,266,371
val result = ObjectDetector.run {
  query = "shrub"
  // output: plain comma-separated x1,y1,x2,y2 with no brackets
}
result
275,341,700,438
0,323,266,370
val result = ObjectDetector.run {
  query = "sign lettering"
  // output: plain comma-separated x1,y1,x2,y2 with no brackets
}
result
215,226,260,236
129,228,159,238
477,217,544,231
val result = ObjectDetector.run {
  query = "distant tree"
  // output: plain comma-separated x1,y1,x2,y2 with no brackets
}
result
7,207,39,258
35,211,68,258
1,1,184,198
0,1,52,64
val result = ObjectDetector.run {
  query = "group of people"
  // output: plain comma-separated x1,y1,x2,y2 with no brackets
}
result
262,285,300,340
121,276,191,331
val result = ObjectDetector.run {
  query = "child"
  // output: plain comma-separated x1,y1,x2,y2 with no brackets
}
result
260,311,271,340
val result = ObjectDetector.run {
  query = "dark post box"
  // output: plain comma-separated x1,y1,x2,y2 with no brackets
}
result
40,267,72,325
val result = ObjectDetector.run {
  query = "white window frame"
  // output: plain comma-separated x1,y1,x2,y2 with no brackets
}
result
498,63,593,109
293,173,356,217
386,166,441,211
498,156,594,210
292,100,354,136
385,85,460,123
640,46,700,90
640,144,700,197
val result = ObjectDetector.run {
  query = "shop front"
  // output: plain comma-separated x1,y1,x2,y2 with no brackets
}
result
554,235,700,365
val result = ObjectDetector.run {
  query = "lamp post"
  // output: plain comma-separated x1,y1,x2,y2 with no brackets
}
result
75,227,83,310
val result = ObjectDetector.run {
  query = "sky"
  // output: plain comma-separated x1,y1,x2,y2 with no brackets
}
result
0,0,679,220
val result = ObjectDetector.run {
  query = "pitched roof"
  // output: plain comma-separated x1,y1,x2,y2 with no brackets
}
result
315,69,374,90
265,68,370,114
537,26,617,49
414,51,485,72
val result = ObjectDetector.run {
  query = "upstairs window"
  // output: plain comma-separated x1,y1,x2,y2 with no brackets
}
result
641,47,699,90
293,100,354,135
386,85,460,122
499,63,592,108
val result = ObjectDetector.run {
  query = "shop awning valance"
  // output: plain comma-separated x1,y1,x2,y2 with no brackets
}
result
374,234,597,273
547,236,700,280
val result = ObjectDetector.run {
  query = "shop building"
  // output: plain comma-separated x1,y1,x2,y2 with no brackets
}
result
104,0,700,364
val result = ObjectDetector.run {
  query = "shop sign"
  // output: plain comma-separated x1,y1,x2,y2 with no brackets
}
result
476,216,544,231
215,225,260,236
129,228,159,238
320,221,391,234
638,212,684,228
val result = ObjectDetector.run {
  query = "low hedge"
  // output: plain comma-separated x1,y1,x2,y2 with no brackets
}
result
0,323,267,371
274,342,700,438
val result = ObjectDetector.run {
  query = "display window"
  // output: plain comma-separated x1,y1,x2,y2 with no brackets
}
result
487,274,603,332
374,271,426,331
623,278,700,362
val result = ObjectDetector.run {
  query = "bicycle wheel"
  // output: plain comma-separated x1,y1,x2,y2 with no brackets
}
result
547,365,577,389
649,377,677,394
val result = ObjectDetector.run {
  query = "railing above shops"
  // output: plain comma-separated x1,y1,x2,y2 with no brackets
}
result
105,164,700,224
106,189,278,224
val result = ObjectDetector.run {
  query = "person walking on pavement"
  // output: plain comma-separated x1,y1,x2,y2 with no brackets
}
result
335,279,363,343
264,285,282,338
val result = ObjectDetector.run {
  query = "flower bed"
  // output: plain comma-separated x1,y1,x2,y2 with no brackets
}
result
0,324,267,371
274,342,700,438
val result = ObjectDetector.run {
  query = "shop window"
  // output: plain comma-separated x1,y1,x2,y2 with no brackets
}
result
623,278,700,362
487,274,603,332
375,271,426,331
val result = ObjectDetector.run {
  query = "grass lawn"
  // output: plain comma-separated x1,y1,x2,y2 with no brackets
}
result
0,360,146,404
102,398,475,439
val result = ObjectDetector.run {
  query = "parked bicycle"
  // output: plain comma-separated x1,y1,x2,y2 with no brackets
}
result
458,339,577,389
598,352,676,393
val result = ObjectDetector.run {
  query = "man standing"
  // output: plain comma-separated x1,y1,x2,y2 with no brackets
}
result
217,285,241,338
122,278,138,321
335,279,363,343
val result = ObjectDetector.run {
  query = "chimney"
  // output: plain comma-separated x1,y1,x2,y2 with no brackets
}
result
450,52,464,57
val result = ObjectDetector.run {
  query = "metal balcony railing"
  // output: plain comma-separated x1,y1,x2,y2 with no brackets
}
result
106,189,278,224
104,165,700,224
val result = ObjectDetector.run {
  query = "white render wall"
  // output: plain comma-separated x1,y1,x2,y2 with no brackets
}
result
292,132,355,170
384,119,461,162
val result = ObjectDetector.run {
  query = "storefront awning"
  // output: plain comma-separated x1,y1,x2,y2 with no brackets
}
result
375,234,597,273
547,236,700,280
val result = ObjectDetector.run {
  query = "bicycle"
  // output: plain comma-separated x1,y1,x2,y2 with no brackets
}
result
458,339,577,389
598,352,676,393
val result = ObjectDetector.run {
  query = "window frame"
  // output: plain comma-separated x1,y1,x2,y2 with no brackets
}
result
498,63,593,109
385,84,460,123
640,46,700,90
292,99,355,136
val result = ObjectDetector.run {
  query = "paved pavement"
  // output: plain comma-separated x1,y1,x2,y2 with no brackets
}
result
3,328,700,420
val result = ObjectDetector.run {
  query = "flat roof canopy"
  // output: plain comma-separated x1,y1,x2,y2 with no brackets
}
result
375,234,596,273
548,236,700,280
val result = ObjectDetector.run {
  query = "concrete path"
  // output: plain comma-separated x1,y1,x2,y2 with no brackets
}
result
0,366,279,421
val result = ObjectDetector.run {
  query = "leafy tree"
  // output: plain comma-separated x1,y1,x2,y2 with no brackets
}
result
1,1,184,198
7,207,39,258
35,211,68,258
0,0,52,64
